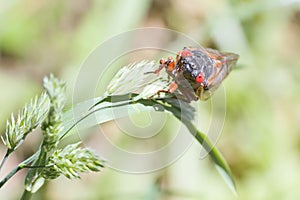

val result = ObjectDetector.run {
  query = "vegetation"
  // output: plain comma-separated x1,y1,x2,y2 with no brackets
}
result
1,0,300,199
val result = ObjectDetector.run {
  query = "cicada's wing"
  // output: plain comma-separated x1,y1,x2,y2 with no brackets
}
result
199,48,239,100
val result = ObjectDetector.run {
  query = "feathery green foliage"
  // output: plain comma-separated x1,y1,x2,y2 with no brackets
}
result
42,142,104,179
23,74,105,195
41,74,66,151
1,93,50,152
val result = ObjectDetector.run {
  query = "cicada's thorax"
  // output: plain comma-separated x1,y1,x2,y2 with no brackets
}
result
174,48,214,92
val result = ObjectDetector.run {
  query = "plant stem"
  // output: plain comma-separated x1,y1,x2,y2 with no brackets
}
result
20,189,32,200
0,150,39,188
0,149,10,172
23,146,46,191
0,165,21,188
60,99,133,140
23,165,47,169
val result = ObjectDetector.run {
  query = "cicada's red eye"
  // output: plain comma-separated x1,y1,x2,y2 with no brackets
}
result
196,73,204,83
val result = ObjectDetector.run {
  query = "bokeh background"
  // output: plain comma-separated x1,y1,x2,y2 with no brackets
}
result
1,0,300,199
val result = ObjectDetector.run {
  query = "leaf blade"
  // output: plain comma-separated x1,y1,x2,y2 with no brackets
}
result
61,95,236,193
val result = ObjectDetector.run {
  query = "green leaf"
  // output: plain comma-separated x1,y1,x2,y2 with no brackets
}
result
183,121,236,194
61,95,157,139
143,98,237,193
61,94,236,193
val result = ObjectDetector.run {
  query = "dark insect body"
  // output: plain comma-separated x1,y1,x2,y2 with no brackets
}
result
153,47,239,102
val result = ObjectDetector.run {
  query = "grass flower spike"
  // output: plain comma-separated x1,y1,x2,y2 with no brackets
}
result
42,142,105,179
41,74,66,151
1,93,50,152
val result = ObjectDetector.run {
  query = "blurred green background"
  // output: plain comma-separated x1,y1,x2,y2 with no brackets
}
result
1,0,300,199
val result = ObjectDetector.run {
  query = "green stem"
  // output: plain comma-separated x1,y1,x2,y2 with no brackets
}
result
182,118,233,177
59,99,134,140
0,149,11,172
0,127,38,172
20,189,32,200
23,146,47,188
0,165,22,188
0,150,39,188
60,95,168,141
23,165,47,169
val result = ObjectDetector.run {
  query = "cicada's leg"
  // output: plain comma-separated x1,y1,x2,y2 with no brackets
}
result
144,63,165,75
149,82,178,99
168,82,178,93
157,82,178,96
145,57,175,76
144,58,167,75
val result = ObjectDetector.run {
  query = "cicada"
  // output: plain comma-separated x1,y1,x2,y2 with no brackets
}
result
152,47,239,102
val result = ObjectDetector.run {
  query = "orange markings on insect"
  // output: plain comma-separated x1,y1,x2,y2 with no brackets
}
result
180,49,192,57
168,82,178,93
205,50,222,60
166,59,175,71
215,60,223,67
